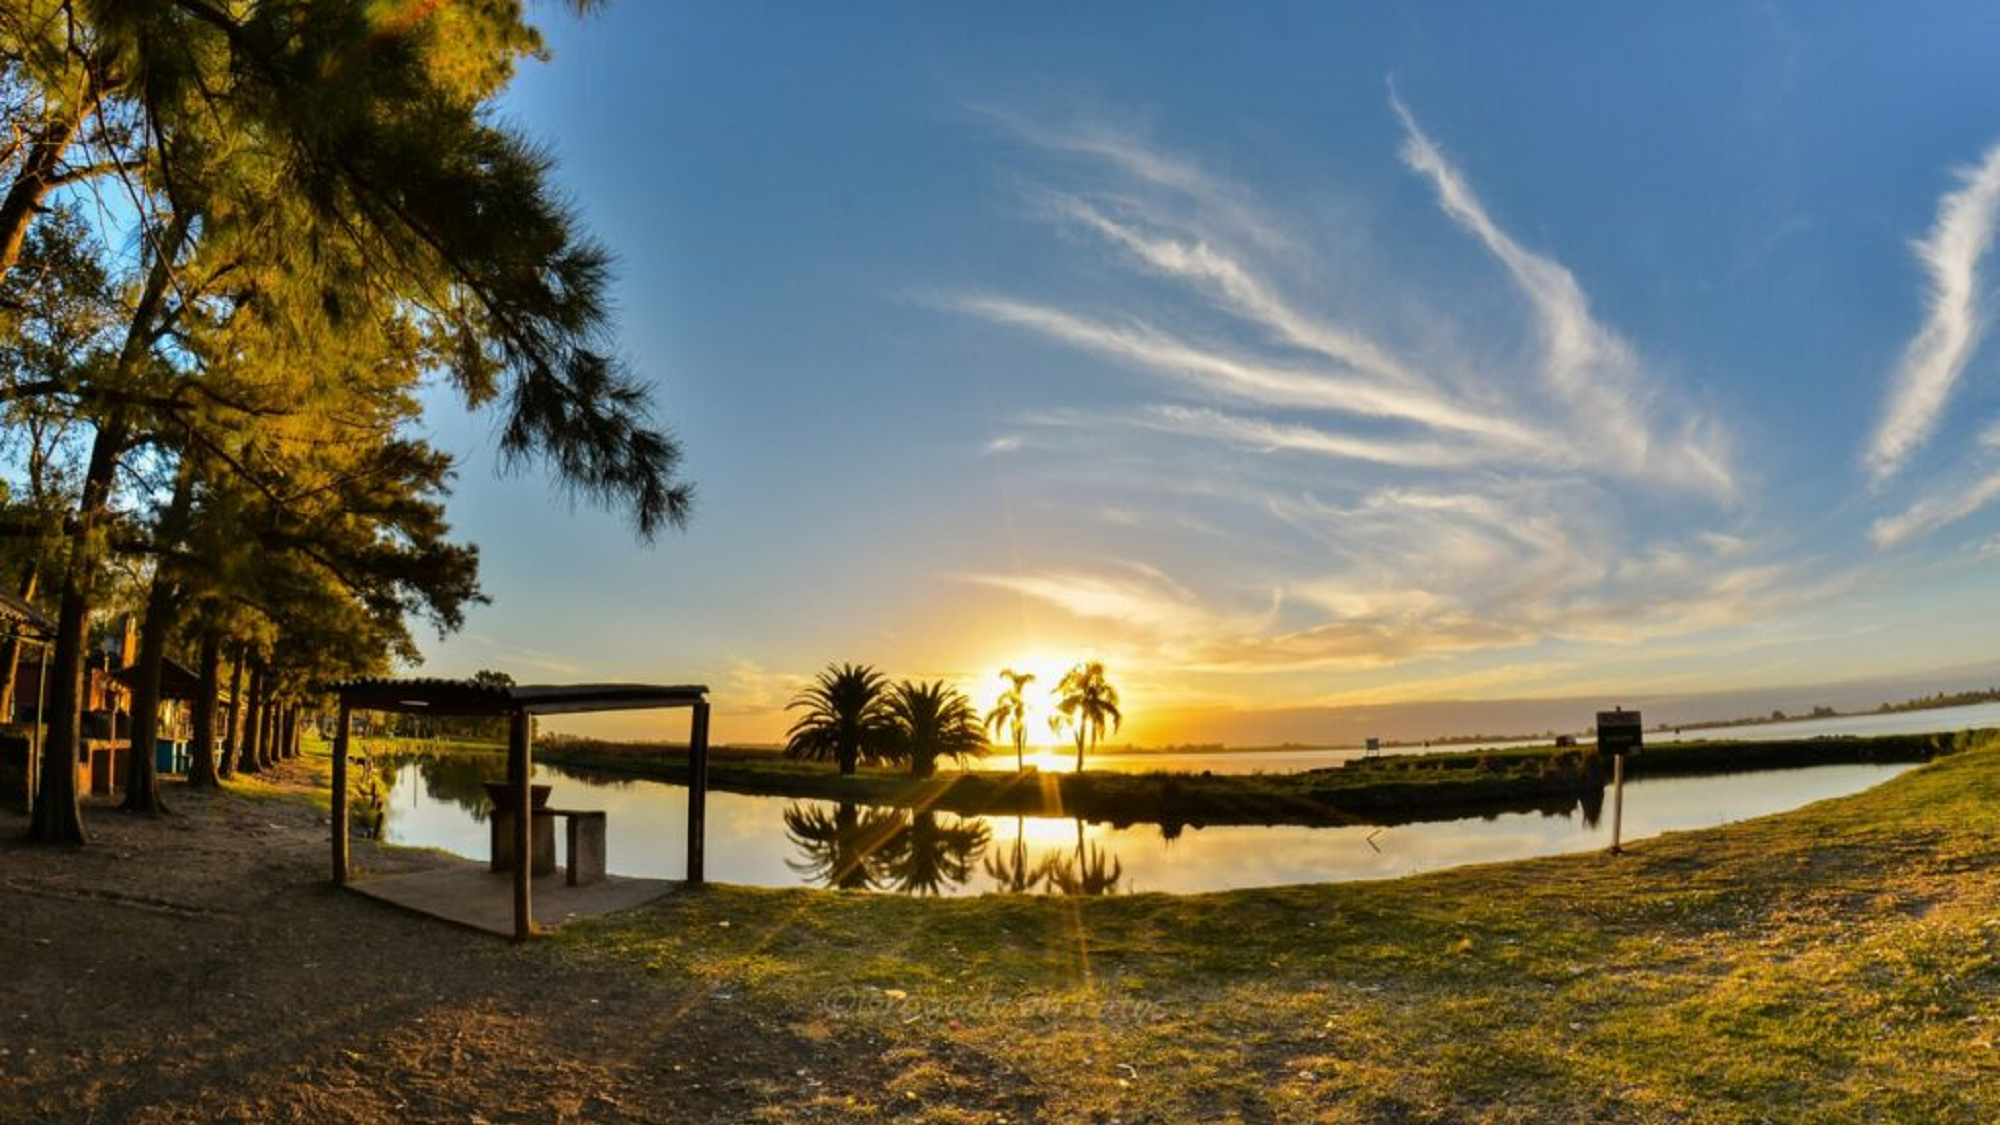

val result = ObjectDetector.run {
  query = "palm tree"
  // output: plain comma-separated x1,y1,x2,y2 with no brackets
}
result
785,663,895,776
1053,661,1122,773
983,668,1036,773
886,680,990,779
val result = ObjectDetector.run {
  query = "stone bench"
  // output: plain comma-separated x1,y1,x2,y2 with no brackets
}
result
548,808,607,886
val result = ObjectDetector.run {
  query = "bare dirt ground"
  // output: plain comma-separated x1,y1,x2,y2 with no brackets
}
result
0,763,1022,1124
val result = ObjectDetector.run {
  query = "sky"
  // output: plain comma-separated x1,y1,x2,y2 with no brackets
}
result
411,1,2000,746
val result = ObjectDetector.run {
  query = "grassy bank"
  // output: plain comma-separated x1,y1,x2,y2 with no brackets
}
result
526,729,1983,828
552,740,2000,1123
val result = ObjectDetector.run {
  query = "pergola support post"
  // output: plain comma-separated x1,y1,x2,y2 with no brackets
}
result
687,700,710,885
27,643,46,815
331,701,351,884
510,708,534,940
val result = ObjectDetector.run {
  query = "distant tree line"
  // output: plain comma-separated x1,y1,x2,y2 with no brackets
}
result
1874,689,2000,715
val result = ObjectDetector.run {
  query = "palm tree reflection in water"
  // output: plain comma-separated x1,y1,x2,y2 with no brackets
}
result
1048,841,1124,896
984,815,1055,894
782,802,907,890
784,802,989,894
882,810,990,894
784,801,1121,896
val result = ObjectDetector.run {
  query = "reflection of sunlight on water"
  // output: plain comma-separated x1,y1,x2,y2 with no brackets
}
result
1020,751,1073,774
990,812,1104,847
376,757,1917,897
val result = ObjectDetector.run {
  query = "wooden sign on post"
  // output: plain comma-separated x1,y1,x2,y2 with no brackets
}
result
1596,709,1641,855
1595,709,1642,758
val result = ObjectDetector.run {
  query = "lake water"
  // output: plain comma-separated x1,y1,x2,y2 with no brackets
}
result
992,700,2000,775
368,755,1917,896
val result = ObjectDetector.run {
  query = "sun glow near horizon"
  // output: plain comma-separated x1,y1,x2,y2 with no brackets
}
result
960,649,1116,758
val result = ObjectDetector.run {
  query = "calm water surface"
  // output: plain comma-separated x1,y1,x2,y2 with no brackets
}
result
370,755,1917,896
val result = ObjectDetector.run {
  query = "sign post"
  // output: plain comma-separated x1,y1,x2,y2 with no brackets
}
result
1364,736,1381,759
1596,709,1642,854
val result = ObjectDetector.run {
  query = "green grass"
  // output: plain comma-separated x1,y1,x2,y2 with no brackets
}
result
221,740,339,812
550,740,2000,1123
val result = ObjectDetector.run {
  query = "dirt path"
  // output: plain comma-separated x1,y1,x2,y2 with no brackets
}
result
0,765,964,1124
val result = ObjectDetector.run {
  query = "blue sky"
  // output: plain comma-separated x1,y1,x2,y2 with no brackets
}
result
415,2,2000,744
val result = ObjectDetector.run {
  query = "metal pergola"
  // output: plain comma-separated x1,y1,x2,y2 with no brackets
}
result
328,677,711,939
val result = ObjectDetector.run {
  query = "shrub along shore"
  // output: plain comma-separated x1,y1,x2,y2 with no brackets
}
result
476,728,1994,828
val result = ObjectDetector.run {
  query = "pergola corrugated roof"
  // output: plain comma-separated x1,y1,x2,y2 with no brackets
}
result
328,676,712,940
0,589,52,634
331,677,707,716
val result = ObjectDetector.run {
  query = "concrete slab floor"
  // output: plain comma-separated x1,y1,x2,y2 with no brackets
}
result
348,859,676,937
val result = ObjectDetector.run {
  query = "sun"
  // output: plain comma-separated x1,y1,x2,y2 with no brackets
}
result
963,650,1079,748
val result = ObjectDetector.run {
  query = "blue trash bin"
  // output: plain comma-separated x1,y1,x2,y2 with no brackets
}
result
154,738,188,775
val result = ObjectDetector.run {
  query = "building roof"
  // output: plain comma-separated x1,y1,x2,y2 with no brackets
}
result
331,677,708,716
0,589,52,635
111,657,209,702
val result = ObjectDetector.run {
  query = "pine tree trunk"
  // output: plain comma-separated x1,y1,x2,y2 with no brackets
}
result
261,687,279,769
188,629,220,787
26,213,188,845
119,581,174,814
121,462,195,814
28,409,126,844
220,648,244,778
238,664,264,775
258,689,278,769
27,576,88,844
281,706,298,761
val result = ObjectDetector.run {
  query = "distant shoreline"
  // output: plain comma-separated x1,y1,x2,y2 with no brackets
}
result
688,695,2000,756
1128,692,2000,752
358,728,1987,829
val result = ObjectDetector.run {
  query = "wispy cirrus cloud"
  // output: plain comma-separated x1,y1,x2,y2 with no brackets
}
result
971,477,1801,678
1133,404,1480,470
1865,143,2000,485
1870,468,2000,548
1862,141,2000,554
1392,92,1736,498
1046,194,1423,385
967,562,1281,649
970,104,1287,251
946,98,1795,685
956,294,1543,448
1267,483,1800,652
